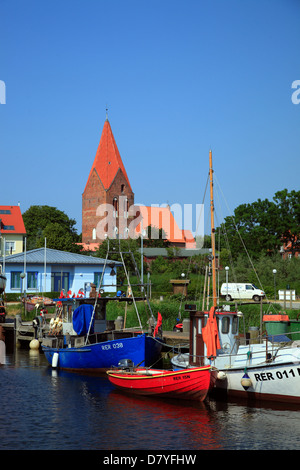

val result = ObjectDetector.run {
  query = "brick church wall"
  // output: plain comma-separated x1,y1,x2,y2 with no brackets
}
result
82,168,134,244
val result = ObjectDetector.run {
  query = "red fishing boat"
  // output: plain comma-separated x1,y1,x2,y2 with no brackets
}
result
107,363,217,402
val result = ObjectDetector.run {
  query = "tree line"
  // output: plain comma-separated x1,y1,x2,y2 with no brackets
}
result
22,189,299,261
216,189,300,261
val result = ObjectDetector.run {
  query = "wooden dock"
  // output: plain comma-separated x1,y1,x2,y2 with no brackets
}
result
1,315,52,347
1,316,189,351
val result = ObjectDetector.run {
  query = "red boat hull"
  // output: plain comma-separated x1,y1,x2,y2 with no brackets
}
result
107,366,214,402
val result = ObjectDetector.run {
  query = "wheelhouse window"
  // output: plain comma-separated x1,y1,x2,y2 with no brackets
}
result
232,316,238,334
221,316,230,334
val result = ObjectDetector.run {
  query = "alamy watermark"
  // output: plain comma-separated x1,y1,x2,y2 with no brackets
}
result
291,80,300,105
94,197,205,248
0,80,6,104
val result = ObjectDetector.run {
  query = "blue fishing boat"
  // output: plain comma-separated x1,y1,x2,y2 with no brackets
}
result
41,245,163,372
42,297,163,372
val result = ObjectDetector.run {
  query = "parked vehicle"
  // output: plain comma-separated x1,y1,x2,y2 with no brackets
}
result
220,283,265,302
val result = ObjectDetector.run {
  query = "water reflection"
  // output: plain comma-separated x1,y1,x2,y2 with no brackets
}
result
105,390,222,449
1,349,299,450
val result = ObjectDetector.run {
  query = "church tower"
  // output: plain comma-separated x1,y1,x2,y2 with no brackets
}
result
82,117,134,245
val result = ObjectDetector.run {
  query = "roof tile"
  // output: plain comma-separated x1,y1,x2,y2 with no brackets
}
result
84,119,132,191
0,247,121,265
0,205,26,234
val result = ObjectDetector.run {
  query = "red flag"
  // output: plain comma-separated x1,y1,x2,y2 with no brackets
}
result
154,312,162,337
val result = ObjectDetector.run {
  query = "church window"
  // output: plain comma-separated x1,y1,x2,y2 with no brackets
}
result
113,197,118,217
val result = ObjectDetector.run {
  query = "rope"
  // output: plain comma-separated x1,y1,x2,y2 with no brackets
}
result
178,174,209,318
214,175,278,311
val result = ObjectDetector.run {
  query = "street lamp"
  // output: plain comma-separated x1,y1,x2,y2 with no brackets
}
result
273,269,277,301
225,266,230,300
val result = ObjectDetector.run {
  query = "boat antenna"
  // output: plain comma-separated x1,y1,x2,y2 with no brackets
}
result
209,150,217,307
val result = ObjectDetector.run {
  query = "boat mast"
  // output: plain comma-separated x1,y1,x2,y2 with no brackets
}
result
209,150,217,307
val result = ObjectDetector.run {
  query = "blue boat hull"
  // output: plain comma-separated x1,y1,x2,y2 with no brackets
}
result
42,334,162,372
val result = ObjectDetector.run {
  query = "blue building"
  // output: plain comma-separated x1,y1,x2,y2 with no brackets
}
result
0,248,120,295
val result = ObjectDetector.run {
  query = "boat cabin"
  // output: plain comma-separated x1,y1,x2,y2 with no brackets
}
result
42,294,148,349
185,304,240,366
54,297,107,335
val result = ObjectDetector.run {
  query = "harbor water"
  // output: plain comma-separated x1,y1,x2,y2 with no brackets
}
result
0,346,299,451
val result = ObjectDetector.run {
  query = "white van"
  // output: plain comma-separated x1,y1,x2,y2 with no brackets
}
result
220,283,265,302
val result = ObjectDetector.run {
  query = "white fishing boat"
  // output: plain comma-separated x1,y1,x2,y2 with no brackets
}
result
171,151,300,404
172,305,300,404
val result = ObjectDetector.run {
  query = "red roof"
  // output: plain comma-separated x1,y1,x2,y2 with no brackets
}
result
78,242,99,252
0,205,26,234
135,205,196,247
85,119,132,191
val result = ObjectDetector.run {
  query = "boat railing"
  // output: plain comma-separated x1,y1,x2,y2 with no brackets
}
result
173,332,299,368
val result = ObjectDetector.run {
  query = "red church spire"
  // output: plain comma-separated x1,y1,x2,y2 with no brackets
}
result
85,119,132,192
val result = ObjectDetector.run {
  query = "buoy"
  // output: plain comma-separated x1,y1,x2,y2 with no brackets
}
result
29,339,40,350
217,371,227,380
52,352,59,368
241,372,252,390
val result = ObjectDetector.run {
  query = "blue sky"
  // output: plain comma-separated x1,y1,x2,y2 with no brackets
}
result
0,0,299,236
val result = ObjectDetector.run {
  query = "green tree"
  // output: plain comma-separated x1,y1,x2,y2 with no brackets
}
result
142,225,170,248
273,189,300,256
22,205,80,252
216,189,299,259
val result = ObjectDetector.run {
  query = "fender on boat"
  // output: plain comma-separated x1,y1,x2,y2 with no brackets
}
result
52,352,59,368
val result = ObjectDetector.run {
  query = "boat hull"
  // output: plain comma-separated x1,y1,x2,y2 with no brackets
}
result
107,366,216,401
42,334,162,372
214,361,300,404
171,351,300,404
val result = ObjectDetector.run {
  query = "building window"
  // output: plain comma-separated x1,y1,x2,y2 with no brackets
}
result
5,241,15,255
121,184,125,193
51,272,69,292
123,197,129,218
11,271,21,289
0,210,11,214
94,272,103,288
27,272,38,290
92,228,96,240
